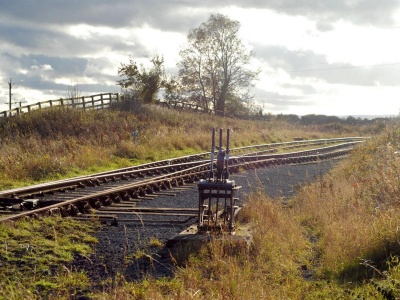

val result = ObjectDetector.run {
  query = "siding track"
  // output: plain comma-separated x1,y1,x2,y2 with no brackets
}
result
0,137,366,223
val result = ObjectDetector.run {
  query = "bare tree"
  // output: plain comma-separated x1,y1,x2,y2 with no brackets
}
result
178,14,259,116
66,83,81,99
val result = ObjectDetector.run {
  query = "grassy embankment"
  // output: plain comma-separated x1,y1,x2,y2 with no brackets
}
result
0,105,395,299
0,104,371,190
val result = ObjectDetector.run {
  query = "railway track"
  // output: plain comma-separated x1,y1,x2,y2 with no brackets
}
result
0,137,366,224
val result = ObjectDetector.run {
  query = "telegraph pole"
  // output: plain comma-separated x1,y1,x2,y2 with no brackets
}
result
8,78,13,112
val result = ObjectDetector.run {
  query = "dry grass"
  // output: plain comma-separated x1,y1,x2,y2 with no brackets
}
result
0,104,370,190
291,127,400,282
2,105,396,299
91,120,400,299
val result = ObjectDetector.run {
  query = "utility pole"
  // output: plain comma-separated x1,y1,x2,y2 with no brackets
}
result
5,78,15,117
8,78,13,112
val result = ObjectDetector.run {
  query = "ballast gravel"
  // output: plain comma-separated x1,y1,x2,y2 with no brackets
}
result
77,159,339,284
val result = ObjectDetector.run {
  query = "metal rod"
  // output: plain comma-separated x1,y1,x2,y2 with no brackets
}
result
215,188,219,226
208,193,212,226
219,128,223,150
198,188,202,227
225,128,230,180
209,128,215,180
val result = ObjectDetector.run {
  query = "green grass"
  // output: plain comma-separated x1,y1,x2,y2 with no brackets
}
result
0,217,100,299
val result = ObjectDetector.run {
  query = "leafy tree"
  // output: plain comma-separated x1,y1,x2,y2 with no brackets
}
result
177,14,259,116
117,54,169,104
225,92,246,116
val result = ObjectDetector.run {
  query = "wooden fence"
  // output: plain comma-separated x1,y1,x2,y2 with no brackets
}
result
0,93,121,118
156,100,211,113
0,92,223,119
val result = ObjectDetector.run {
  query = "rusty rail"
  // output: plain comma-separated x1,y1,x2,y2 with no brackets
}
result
0,138,366,223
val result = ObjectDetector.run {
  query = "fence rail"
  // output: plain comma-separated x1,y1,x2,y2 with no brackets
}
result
0,93,221,119
0,93,121,118
156,100,211,113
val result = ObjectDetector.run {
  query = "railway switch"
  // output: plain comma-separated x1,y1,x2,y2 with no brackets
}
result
197,128,241,234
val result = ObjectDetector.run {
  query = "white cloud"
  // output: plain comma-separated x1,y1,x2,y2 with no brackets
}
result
310,21,400,65
31,64,53,71
225,7,317,49
131,25,186,68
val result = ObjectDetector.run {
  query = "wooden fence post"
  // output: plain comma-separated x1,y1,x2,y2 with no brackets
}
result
82,96,86,111
0,92,151,117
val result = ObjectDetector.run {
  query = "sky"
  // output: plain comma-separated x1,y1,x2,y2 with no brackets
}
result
1,0,400,117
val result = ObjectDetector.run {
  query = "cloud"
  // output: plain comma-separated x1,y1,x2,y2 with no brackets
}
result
0,0,209,32
252,86,315,112
4,1,399,28
1,1,399,115
255,44,400,87
231,0,400,27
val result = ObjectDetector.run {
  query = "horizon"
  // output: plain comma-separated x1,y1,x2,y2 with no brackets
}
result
0,96,395,121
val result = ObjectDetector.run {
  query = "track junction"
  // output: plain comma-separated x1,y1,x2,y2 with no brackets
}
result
0,136,366,225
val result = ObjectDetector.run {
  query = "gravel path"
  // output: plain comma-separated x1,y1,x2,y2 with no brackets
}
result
79,159,339,283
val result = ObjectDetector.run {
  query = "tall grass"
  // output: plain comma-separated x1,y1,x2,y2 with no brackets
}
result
90,120,400,299
292,125,400,281
0,105,371,190
1,105,395,299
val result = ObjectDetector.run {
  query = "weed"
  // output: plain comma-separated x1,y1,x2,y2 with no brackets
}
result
148,237,164,248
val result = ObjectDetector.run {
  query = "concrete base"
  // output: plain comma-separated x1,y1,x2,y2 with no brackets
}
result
166,222,253,249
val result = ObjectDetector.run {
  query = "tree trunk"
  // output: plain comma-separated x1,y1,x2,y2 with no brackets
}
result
216,83,228,116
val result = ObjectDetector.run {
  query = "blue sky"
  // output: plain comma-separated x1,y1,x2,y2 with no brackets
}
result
1,0,400,116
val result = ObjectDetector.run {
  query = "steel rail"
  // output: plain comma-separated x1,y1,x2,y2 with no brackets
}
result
231,141,362,163
0,160,209,199
0,162,211,222
0,139,365,223
0,137,366,199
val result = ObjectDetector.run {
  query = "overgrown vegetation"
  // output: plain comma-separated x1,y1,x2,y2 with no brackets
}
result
88,120,400,299
0,105,397,299
0,104,373,190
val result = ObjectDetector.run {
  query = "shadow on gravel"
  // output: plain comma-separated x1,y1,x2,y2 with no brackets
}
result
74,221,196,287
